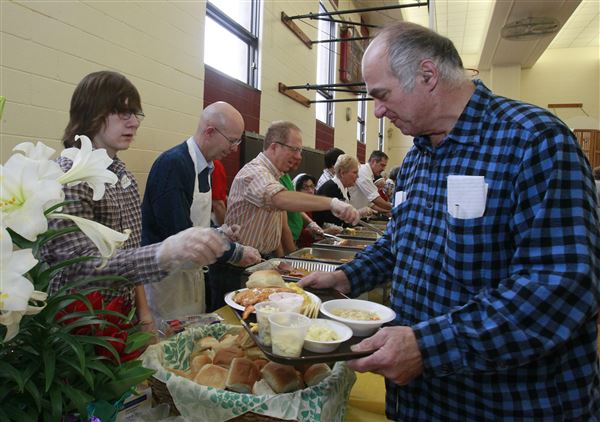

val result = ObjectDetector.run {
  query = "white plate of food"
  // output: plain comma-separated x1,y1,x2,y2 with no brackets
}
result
225,287,321,316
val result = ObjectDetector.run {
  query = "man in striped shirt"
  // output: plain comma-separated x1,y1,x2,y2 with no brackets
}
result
208,121,360,308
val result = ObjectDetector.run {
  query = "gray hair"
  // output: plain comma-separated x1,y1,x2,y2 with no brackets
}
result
334,154,359,177
264,120,301,150
374,22,468,91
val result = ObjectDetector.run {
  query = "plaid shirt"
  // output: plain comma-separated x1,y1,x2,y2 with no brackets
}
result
43,156,164,306
341,81,600,420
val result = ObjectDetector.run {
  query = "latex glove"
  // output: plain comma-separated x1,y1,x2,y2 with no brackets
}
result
359,207,376,218
331,198,360,225
217,224,241,242
156,227,228,272
233,245,262,267
306,221,324,237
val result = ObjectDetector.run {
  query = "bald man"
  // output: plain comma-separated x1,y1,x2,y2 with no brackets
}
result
141,101,260,319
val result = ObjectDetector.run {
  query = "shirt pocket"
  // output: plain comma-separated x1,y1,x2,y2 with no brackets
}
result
442,213,511,292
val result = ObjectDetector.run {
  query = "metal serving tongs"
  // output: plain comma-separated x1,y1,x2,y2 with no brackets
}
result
322,233,345,242
356,219,385,235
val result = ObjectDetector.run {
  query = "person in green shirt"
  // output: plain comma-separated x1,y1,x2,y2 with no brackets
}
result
279,171,324,254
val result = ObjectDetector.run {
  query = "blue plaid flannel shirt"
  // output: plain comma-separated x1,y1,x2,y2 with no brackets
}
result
341,80,600,420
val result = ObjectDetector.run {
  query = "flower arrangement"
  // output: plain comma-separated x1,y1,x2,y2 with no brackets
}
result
0,135,154,421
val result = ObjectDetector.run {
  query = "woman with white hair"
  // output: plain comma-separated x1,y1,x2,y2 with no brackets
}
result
313,154,361,227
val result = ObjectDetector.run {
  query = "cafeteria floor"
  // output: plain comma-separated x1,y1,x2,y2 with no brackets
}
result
216,306,389,421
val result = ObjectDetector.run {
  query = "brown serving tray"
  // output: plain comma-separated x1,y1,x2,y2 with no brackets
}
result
313,237,375,250
229,288,375,366
286,247,356,264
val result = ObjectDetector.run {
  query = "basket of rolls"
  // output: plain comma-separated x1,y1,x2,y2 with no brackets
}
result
140,323,356,422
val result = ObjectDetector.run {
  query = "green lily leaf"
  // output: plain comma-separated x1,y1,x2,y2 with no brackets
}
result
124,331,154,353
48,384,62,420
53,332,86,371
59,383,94,417
86,359,117,380
76,335,122,362
96,366,155,400
24,379,42,412
42,347,56,393
0,361,25,391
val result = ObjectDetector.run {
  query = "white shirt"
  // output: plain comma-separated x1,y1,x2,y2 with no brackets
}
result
349,163,380,209
317,168,334,190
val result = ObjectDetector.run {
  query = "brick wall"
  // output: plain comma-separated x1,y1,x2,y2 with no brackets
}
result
203,65,261,189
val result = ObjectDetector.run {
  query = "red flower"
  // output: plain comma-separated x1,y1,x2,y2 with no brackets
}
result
54,291,103,335
96,326,142,363
56,292,143,363
103,297,131,326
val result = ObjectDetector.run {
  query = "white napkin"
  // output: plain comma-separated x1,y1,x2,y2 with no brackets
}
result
447,175,487,219
394,190,407,207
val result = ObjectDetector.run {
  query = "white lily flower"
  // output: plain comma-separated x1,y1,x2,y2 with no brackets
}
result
0,227,38,312
51,213,130,260
13,141,56,161
0,292,47,342
58,135,117,201
1,153,64,240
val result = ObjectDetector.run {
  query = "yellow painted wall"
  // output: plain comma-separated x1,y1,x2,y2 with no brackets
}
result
259,1,318,146
1,0,206,194
521,47,600,130
1,1,598,190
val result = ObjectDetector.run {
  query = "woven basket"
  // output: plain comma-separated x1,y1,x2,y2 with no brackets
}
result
148,376,293,422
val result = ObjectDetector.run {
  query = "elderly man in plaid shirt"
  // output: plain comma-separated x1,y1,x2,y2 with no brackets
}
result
300,22,600,420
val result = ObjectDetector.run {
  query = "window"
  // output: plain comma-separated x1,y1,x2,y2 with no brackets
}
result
357,94,366,143
204,0,260,87
378,117,385,151
315,2,336,126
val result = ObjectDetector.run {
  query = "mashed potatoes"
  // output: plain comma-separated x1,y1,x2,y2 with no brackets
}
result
306,325,339,342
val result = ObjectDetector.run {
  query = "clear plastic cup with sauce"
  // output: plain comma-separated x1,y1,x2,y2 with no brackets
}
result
268,312,311,357
268,292,304,314
254,301,281,346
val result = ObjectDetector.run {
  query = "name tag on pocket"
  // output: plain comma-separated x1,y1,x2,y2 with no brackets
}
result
120,174,131,189
447,175,487,219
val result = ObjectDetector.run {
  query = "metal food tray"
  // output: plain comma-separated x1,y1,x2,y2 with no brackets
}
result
286,247,356,264
313,237,375,250
229,288,375,366
244,258,338,281
338,228,380,240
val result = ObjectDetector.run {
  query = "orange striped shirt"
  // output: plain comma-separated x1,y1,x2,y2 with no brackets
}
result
225,153,286,254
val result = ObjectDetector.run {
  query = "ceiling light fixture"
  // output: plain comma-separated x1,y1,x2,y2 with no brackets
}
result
501,17,561,41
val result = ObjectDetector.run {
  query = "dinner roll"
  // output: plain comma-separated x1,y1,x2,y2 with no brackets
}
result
246,270,285,288
260,362,303,393
225,357,260,393
303,363,332,387
193,364,228,389
213,346,245,367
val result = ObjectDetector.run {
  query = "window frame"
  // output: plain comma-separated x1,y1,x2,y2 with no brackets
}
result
315,2,336,126
205,0,260,87
357,94,367,143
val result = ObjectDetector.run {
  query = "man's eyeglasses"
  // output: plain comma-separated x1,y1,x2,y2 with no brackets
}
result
117,110,145,122
213,127,242,147
274,141,302,154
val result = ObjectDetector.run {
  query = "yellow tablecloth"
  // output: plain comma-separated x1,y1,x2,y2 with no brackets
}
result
215,306,388,421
